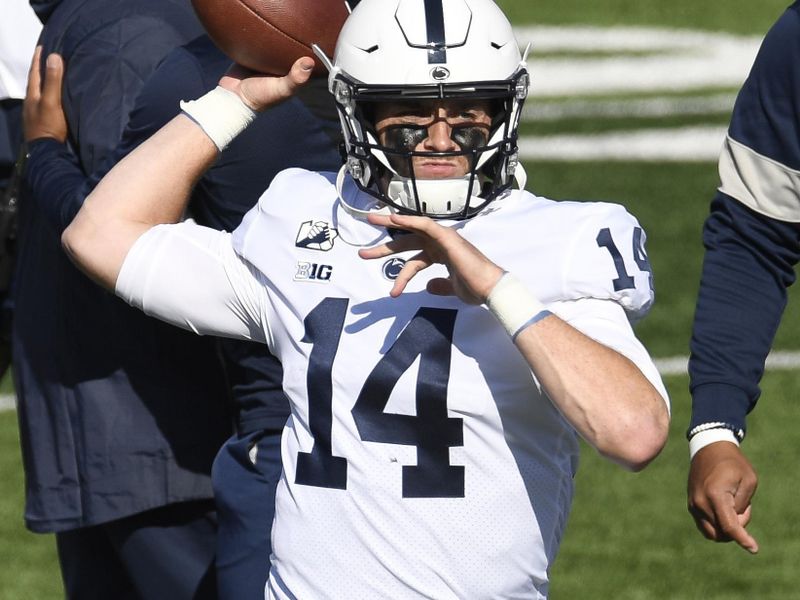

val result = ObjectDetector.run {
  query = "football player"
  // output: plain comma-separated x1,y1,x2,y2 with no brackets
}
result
59,0,670,597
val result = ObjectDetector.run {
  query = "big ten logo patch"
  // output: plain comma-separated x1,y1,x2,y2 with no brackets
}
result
295,262,333,283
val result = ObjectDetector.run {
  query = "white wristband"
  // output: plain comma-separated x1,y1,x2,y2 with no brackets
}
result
180,86,257,152
689,428,740,460
485,272,551,339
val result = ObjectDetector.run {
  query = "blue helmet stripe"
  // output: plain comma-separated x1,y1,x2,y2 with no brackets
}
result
424,0,447,64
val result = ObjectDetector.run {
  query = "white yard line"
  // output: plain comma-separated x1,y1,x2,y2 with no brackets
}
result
508,25,760,161
655,350,800,377
513,26,762,97
517,125,727,161
523,94,736,122
0,394,14,412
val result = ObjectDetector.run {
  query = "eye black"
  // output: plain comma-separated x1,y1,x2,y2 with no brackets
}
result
383,125,429,153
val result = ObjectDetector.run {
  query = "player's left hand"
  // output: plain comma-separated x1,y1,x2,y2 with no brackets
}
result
359,212,503,304
23,46,68,143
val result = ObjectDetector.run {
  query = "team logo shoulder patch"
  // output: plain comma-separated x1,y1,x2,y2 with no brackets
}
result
296,220,339,251
382,258,406,280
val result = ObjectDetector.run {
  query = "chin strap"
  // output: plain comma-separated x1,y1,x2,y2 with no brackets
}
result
514,161,527,192
336,165,394,221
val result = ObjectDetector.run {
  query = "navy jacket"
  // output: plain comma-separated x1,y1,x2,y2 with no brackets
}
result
688,2,800,439
15,0,231,533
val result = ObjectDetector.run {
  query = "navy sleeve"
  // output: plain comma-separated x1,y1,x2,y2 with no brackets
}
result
727,2,800,171
688,1,800,439
23,138,89,234
688,194,800,437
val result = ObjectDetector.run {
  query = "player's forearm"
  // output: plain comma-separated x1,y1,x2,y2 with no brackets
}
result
515,317,669,471
62,114,218,290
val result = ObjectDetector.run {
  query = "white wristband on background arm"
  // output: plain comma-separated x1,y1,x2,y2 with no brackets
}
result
485,272,551,340
688,428,740,459
180,86,256,152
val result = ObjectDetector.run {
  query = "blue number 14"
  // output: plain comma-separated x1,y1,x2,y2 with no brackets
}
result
296,298,465,498
596,226,652,291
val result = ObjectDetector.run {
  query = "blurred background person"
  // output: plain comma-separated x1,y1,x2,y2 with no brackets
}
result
17,1,231,597
24,24,343,600
0,0,40,192
0,0,41,376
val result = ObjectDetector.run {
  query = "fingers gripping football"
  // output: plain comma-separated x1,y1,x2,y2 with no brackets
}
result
219,57,315,112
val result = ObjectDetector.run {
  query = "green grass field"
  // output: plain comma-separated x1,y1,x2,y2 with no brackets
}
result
3,1,800,598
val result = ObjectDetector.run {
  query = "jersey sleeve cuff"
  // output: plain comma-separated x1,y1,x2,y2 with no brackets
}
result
687,382,750,437
115,225,167,309
688,427,740,459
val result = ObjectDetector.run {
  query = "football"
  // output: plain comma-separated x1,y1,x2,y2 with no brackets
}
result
190,0,350,76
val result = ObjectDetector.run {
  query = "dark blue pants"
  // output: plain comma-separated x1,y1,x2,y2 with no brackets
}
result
55,499,218,600
212,429,282,600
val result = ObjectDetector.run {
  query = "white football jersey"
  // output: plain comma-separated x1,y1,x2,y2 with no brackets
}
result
117,169,664,600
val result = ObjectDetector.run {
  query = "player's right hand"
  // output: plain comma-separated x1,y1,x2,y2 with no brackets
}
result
687,441,759,553
358,212,504,304
218,57,314,112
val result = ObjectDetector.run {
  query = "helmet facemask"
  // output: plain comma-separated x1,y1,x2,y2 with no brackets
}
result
332,72,529,220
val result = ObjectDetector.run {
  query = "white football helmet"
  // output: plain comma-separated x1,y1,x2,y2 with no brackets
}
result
319,0,529,219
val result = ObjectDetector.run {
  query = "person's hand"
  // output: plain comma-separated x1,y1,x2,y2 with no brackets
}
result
687,441,759,553
218,57,315,112
358,212,504,304
23,46,68,143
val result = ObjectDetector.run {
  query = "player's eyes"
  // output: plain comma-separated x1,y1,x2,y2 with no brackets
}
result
454,107,491,122
452,125,490,149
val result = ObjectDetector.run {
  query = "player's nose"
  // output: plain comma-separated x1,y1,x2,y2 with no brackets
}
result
424,120,459,151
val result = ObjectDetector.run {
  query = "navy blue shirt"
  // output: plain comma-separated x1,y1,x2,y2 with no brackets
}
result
688,2,800,439
15,0,231,533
